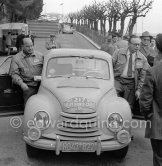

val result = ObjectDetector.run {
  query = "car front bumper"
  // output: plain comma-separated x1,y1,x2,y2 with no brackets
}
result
24,134,131,155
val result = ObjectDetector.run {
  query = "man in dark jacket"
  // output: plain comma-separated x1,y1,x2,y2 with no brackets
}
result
140,33,162,166
16,30,25,52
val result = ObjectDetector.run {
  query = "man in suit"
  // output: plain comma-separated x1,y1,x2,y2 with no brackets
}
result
113,35,149,110
140,33,162,166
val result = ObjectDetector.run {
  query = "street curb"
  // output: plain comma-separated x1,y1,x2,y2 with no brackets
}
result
76,31,101,50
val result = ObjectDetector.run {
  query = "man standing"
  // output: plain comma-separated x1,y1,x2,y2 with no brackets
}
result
27,30,35,45
5,32,12,56
16,29,26,52
113,35,149,110
140,34,162,166
45,34,61,50
10,38,44,105
140,31,155,66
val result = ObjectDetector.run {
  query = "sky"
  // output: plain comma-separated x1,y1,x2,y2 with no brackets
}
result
42,0,162,35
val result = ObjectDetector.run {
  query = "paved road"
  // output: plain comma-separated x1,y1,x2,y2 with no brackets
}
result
0,32,153,166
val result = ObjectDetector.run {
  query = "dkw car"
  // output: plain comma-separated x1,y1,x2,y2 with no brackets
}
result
23,49,132,159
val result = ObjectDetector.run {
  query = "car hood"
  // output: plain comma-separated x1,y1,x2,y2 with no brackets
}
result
42,77,114,110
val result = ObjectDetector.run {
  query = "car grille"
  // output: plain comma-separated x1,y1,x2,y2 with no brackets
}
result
56,111,101,139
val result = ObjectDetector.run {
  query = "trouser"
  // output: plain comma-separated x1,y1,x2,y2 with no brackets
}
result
151,139,162,166
115,77,135,110
23,86,39,105
6,45,11,56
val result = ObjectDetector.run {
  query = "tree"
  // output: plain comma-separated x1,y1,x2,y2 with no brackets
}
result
118,0,133,36
128,0,153,35
3,0,43,22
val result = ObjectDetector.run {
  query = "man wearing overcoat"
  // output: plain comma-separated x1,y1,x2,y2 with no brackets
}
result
140,33,162,166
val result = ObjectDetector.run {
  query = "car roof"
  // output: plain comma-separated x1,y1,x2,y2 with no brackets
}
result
45,48,112,61
0,23,28,30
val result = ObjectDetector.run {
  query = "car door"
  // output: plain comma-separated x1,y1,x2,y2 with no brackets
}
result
0,56,23,114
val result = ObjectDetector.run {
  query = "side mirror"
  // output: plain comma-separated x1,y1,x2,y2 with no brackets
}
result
34,75,42,81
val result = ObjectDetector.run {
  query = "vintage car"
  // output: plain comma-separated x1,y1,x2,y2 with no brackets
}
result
23,48,132,159
62,23,73,34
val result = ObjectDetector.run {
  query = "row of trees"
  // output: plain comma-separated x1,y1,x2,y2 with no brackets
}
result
0,0,43,23
68,0,153,36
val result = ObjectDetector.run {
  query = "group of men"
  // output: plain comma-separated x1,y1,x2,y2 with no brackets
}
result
101,32,162,166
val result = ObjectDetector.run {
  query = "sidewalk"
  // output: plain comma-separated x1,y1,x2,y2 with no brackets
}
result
76,31,101,50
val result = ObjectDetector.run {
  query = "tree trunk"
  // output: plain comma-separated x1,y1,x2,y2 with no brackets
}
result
112,15,117,32
120,16,126,36
103,19,106,35
100,19,103,34
128,16,137,36
94,20,98,31
108,18,112,33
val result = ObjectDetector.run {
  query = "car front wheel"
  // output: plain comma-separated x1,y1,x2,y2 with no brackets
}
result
102,145,129,160
26,144,39,158
112,145,129,159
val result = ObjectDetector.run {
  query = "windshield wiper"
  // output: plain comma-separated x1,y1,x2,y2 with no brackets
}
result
83,75,105,80
51,75,64,78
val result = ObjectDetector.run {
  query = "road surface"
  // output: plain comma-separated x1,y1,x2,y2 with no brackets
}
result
0,32,153,166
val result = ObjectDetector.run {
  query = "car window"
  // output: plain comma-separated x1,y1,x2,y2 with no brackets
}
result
0,56,12,75
46,56,110,79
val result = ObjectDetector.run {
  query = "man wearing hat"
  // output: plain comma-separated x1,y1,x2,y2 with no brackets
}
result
45,34,61,50
140,31,155,66
140,33,162,166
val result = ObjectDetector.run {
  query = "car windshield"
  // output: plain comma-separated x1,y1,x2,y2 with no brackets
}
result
46,56,110,79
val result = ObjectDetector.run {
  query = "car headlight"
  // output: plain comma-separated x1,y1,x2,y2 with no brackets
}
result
28,127,41,141
107,113,123,132
117,130,130,144
34,111,50,130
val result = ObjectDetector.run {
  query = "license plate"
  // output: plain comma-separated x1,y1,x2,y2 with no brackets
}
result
61,141,96,152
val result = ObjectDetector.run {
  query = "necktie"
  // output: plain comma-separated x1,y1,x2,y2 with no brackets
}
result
127,54,132,77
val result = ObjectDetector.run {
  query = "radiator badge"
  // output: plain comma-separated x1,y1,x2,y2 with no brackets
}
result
63,97,96,110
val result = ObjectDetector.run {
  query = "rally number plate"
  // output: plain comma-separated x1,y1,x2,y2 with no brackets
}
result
61,141,96,152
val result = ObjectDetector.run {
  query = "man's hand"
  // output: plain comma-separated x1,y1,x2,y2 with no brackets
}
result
21,83,29,91
135,90,140,99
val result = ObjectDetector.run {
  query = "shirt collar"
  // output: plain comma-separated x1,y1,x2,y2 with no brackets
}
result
22,51,35,58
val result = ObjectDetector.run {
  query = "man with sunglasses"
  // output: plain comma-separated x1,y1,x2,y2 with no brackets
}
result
140,31,155,66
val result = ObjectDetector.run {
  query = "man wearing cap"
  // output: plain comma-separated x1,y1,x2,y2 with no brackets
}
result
140,31,156,66
10,37,44,105
45,34,61,50
140,33,162,166
113,35,149,110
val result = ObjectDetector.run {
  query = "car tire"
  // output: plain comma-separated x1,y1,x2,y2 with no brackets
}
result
26,144,39,158
102,145,129,160
111,145,129,159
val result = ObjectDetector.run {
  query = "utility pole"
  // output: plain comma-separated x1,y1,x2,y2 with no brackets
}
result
60,3,64,23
